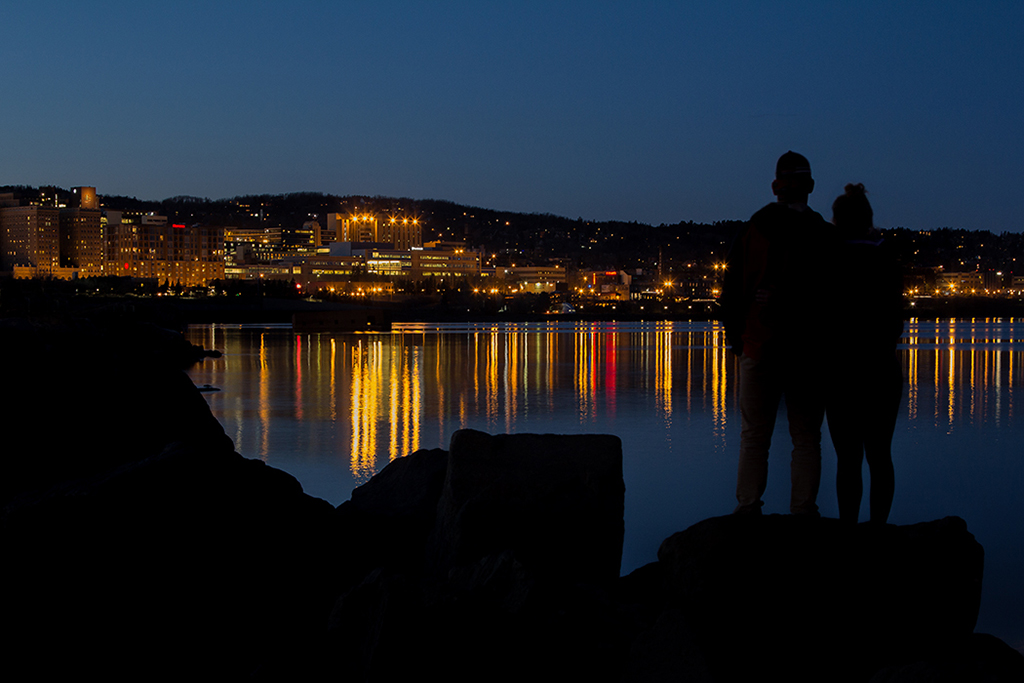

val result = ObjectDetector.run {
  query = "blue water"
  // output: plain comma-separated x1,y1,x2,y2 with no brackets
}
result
186,318,1024,651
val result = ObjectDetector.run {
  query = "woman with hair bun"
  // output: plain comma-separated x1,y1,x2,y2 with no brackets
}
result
826,184,904,523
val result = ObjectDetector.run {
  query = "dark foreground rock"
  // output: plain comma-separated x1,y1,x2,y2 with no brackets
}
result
429,429,624,584
653,514,986,682
2,319,1021,681
1,319,341,680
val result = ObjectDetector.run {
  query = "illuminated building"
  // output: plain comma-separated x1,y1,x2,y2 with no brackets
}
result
0,186,103,278
327,212,423,250
0,205,63,277
283,222,318,250
59,187,103,277
411,242,481,278
937,271,984,294
305,220,323,247
225,223,320,264
380,215,422,251
284,255,364,289
497,265,567,293
580,270,632,301
341,213,379,243
223,262,293,280
365,248,412,276
106,211,225,286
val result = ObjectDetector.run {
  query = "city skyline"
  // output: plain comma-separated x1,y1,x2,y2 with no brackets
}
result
3,2,1022,233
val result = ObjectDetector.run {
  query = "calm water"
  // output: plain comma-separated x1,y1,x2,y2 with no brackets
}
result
186,319,1024,649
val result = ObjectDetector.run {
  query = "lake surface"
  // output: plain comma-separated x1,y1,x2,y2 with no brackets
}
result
185,318,1024,650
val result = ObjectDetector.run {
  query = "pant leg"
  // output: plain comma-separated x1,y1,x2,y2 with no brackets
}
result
785,363,825,516
736,353,783,513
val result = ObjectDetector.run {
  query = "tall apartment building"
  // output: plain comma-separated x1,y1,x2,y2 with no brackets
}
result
0,205,62,276
379,216,422,251
60,186,103,277
333,213,379,243
2,186,104,278
327,212,422,250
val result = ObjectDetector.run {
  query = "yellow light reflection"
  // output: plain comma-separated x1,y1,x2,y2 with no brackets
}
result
655,329,672,421
259,332,270,460
711,326,728,437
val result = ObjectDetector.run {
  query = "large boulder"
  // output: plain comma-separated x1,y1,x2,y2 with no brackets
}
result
335,447,449,583
655,514,986,682
428,429,625,585
0,320,341,680
0,318,232,507
328,429,630,681
3,440,341,680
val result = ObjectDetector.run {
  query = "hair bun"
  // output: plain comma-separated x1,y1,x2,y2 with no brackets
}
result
844,183,867,197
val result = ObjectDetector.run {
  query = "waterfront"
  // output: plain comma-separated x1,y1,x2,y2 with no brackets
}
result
186,319,1024,649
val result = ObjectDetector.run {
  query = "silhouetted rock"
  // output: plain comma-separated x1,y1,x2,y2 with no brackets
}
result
653,514,987,682
868,633,1024,682
328,430,630,681
1,319,340,679
4,439,341,680
335,447,449,584
0,318,232,508
429,428,625,585
3,319,1019,682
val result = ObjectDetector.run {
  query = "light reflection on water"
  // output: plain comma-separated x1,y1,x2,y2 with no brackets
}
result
186,318,1024,649
902,319,1020,431
185,318,1023,493
189,322,734,474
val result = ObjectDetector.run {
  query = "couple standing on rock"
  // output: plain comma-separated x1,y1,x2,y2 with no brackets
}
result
720,151,904,523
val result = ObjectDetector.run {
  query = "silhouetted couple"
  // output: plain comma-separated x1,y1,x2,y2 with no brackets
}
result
721,152,902,523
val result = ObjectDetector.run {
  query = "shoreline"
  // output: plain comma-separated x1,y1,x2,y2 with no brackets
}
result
4,291,1024,329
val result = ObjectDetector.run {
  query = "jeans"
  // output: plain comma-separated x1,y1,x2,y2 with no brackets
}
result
735,352,823,515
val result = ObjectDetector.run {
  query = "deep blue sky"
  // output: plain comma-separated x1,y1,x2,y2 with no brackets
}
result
3,1,1022,231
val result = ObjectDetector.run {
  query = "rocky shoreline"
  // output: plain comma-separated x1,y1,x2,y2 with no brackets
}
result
2,320,1021,681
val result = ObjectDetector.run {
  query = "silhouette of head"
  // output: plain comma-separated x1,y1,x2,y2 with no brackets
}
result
832,183,873,238
771,151,814,203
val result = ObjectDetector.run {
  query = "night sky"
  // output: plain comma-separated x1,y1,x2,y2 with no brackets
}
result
4,1,1022,232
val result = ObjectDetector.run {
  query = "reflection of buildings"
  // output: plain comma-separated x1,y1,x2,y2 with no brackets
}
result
348,339,423,474
903,319,1021,428
192,322,1022,493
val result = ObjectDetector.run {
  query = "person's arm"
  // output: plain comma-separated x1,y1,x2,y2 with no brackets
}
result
720,224,752,355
